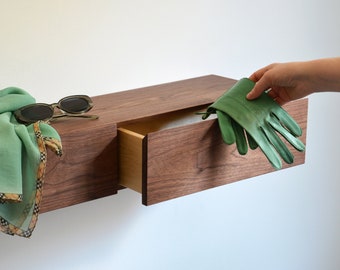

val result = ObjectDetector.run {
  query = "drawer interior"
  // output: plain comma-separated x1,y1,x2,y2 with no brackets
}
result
118,106,214,192
119,106,212,135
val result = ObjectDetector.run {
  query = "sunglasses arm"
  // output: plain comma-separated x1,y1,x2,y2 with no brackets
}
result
51,113,99,121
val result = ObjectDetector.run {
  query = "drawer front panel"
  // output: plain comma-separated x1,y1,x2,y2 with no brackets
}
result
143,99,308,205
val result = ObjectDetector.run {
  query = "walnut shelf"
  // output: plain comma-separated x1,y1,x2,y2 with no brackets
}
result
42,75,308,212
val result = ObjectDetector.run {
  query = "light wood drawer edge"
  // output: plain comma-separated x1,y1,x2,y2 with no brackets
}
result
118,127,144,193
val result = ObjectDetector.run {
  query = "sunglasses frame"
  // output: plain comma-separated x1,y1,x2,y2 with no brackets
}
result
14,95,98,125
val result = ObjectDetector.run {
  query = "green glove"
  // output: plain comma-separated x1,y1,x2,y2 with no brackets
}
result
215,110,258,155
202,78,305,169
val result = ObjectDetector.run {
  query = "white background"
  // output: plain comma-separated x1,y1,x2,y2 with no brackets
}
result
1,1,339,269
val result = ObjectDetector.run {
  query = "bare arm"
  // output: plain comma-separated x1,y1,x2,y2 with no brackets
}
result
247,58,340,105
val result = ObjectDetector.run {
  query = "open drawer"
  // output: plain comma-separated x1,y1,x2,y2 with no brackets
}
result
118,99,308,206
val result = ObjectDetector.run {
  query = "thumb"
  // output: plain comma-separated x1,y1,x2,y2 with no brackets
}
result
246,78,270,100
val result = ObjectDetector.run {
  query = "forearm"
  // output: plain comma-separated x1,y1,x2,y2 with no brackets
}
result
303,57,340,93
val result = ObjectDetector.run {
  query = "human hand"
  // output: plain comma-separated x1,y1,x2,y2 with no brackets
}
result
247,62,315,105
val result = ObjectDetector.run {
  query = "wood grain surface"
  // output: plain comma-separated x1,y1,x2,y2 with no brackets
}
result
143,99,308,205
40,75,308,211
42,75,237,212
42,119,117,213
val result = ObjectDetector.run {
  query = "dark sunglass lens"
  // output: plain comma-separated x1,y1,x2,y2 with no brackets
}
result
60,97,90,113
21,105,54,121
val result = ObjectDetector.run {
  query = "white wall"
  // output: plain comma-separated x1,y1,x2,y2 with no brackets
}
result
1,1,339,269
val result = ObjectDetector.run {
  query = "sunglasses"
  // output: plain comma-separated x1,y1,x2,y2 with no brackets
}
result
14,95,99,125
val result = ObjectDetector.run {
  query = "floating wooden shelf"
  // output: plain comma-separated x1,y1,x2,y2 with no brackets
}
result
42,75,308,212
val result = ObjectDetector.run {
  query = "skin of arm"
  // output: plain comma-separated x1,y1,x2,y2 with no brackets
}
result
247,58,340,105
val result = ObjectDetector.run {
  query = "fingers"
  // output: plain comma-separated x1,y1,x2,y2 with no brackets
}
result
247,64,275,100
247,75,272,100
266,89,286,105
249,64,274,82
249,69,264,82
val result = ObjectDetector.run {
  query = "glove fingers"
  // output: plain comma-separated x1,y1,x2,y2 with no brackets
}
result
216,110,248,155
201,78,303,170
261,124,294,164
272,110,302,137
246,131,258,150
253,130,282,169
216,110,235,145
269,116,305,152
231,118,248,155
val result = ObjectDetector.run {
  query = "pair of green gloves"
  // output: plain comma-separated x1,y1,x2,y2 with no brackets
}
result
201,78,305,169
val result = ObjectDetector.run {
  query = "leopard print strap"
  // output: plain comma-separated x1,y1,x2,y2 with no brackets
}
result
0,122,62,237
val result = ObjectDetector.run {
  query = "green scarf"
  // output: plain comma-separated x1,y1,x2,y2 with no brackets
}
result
0,87,62,237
